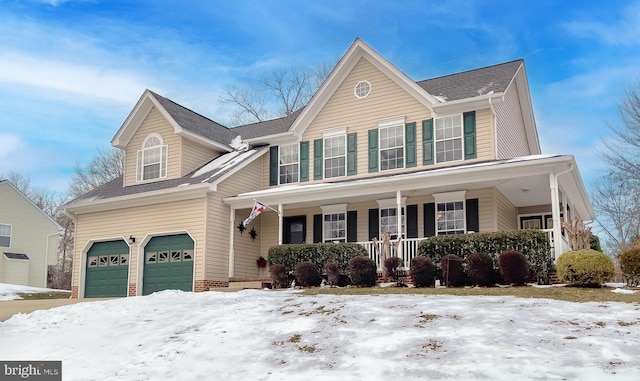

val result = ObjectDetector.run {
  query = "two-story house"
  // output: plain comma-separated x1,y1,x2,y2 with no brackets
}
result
0,180,61,288
65,39,593,298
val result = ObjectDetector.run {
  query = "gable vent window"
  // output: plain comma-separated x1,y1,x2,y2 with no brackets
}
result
137,134,168,182
354,80,371,99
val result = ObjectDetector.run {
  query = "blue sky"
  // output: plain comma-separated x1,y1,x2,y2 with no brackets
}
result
0,0,637,194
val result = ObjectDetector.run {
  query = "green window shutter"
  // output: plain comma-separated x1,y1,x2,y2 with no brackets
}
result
463,111,476,160
347,210,358,242
313,139,323,180
405,122,416,168
269,146,279,186
347,132,357,176
466,198,479,233
422,119,434,165
368,129,378,173
313,214,323,243
424,203,435,237
299,141,309,182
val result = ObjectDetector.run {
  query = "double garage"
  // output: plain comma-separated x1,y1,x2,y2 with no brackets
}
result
84,234,194,298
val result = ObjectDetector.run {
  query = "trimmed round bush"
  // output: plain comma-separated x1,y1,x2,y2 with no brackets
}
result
466,252,494,287
349,256,377,287
383,256,404,282
269,264,289,289
557,249,615,287
620,247,640,286
441,254,465,287
294,261,321,287
410,256,437,288
498,250,529,285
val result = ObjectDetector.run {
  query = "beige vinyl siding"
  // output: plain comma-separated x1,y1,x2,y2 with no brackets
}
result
0,183,59,288
518,205,552,215
467,188,494,233
72,198,207,291
124,107,181,186
181,138,219,176
494,81,531,159
3,257,29,286
212,155,266,281
495,189,518,231
475,108,495,161
303,57,432,181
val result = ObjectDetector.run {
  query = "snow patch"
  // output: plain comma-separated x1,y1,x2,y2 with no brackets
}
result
0,282,69,301
192,149,258,180
229,135,248,151
612,288,637,294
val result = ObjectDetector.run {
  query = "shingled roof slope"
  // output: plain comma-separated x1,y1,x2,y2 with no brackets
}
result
416,59,523,101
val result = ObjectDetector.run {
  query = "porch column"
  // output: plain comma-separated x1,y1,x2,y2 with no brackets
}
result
228,207,235,278
549,173,563,260
278,203,283,245
396,190,403,238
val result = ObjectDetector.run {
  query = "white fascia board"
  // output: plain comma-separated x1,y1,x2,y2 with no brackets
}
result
431,93,504,116
224,156,574,209
111,90,155,148
65,183,210,215
178,129,232,152
289,39,438,137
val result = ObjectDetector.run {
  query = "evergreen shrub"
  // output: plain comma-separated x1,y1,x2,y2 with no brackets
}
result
620,247,640,286
557,249,614,287
349,256,377,287
294,261,321,287
269,264,289,289
410,256,437,288
466,252,494,287
498,250,529,285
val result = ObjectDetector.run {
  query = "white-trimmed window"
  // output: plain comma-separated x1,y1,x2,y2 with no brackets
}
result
324,134,346,179
379,118,405,171
377,198,407,239
279,143,299,184
0,224,11,247
354,80,371,98
434,191,466,235
321,204,346,243
435,115,463,163
137,134,168,181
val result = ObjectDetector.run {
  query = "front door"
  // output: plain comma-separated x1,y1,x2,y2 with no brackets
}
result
283,216,306,244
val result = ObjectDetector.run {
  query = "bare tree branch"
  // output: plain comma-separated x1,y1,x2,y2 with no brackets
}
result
68,147,123,199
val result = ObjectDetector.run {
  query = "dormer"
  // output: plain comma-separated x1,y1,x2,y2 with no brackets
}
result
111,90,234,187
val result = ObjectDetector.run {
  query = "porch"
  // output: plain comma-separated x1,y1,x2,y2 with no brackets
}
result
357,229,566,271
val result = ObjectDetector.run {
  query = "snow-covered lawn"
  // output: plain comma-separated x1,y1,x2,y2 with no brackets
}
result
0,282,69,301
1,289,639,380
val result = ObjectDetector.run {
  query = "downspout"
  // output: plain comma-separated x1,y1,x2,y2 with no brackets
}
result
550,163,574,260
278,204,283,245
228,207,235,278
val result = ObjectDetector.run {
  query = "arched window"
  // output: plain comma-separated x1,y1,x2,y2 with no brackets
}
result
137,134,167,181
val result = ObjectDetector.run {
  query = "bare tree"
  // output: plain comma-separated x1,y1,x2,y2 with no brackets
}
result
68,147,124,198
591,171,640,255
219,63,334,126
601,80,640,177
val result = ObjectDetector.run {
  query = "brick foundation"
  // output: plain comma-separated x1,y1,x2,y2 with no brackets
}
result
128,283,137,296
71,286,78,299
194,280,229,291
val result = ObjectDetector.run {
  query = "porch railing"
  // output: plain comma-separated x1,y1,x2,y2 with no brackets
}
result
357,238,422,271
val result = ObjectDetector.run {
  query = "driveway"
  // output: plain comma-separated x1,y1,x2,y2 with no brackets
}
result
0,298,112,322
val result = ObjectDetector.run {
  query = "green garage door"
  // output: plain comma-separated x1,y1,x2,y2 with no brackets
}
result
85,240,129,298
143,234,194,295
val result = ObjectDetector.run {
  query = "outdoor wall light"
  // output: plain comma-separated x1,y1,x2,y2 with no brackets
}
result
129,235,136,244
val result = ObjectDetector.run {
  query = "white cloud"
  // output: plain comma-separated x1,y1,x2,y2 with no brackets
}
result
0,51,148,106
0,134,22,163
563,2,640,46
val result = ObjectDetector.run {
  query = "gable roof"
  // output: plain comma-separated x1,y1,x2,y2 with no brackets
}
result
0,180,62,230
416,60,523,101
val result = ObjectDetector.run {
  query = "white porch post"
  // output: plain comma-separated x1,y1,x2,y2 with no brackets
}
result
549,173,563,260
278,203,283,245
396,190,403,238
228,207,235,278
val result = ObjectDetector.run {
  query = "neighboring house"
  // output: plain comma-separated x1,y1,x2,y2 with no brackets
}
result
65,39,593,298
0,180,61,287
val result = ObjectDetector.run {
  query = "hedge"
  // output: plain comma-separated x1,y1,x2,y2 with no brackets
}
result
418,230,552,282
620,247,640,286
268,243,367,275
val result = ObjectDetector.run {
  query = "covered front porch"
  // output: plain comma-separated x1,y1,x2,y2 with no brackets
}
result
223,155,592,278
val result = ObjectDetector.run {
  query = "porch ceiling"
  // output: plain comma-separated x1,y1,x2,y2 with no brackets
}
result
496,174,551,207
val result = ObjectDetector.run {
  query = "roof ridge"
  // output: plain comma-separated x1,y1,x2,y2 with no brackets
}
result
416,59,523,83
148,90,230,130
